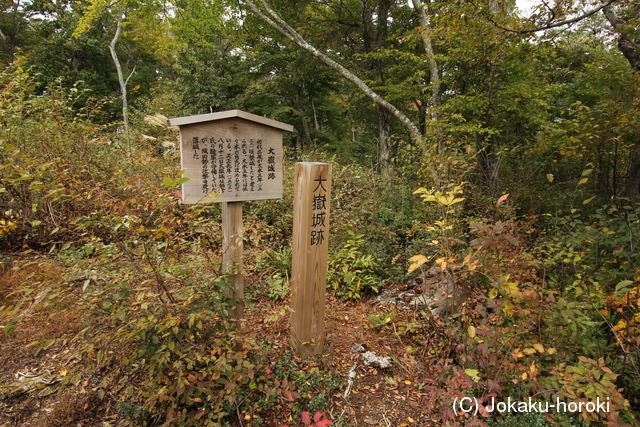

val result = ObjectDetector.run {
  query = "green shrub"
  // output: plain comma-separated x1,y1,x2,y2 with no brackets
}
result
328,231,380,300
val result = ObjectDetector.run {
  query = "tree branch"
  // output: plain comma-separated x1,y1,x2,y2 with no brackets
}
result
482,0,619,34
241,0,423,140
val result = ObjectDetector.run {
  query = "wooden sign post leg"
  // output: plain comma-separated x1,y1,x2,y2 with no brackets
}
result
290,162,332,357
222,201,244,323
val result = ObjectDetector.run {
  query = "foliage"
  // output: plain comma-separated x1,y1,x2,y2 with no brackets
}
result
534,203,640,290
328,231,380,300
256,246,292,301
409,183,468,273
2,0,640,425
0,69,176,250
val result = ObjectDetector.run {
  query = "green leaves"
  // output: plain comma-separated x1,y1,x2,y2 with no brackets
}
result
163,173,191,190
328,231,380,300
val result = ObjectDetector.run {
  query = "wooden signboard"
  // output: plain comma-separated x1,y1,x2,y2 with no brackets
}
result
168,110,293,204
168,110,293,322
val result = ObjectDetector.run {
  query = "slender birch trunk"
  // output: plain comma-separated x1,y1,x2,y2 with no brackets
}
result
109,14,135,154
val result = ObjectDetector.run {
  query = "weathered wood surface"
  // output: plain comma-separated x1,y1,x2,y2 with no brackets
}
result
222,201,244,322
174,113,287,204
290,162,332,357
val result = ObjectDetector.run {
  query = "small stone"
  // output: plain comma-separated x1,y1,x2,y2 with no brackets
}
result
350,343,367,353
362,351,392,369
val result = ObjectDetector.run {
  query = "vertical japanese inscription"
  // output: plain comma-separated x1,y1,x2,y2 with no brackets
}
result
218,139,225,193
200,137,209,194
256,139,263,191
311,175,328,246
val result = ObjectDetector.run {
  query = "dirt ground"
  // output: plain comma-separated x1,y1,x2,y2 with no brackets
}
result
0,255,466,427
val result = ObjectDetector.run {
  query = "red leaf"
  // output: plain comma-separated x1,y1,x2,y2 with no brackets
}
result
316,420,333,427
314,411,323,423
301,411,311,425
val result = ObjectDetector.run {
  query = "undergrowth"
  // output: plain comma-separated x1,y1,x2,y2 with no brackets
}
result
1,68,639,427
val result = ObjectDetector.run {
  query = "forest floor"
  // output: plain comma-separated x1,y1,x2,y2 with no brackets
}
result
0,252,475,427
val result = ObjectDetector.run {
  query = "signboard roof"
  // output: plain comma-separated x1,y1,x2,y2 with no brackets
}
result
167,109,294,132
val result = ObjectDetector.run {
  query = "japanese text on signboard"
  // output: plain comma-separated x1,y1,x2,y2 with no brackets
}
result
190,137,278,196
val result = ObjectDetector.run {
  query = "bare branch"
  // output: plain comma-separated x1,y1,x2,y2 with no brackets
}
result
482,0,619,34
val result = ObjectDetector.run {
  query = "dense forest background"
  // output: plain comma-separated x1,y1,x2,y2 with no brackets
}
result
1,0,640,426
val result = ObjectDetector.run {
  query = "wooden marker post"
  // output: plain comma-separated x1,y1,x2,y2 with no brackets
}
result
222,201,244,321
290,162,332,357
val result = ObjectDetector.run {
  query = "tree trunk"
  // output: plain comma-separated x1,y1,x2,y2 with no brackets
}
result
626,137,640,205
293,93,314,149
410,0,444,152
477,136,499,196
374,0,396,175
602,2,640,73
109,14,134,153
378,106,395,174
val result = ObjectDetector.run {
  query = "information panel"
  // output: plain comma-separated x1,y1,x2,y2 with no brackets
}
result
169,110,292,204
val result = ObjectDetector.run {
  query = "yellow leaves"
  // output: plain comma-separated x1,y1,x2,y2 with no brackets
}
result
613,319,627,332
468,325,476,338
578,167,592,186
436,257,448,271
413,187,428,195
413,184,465,207
407,254,431,273
465,369,481,381
546,173,554,183
512,349,525,359
513,345,556,359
